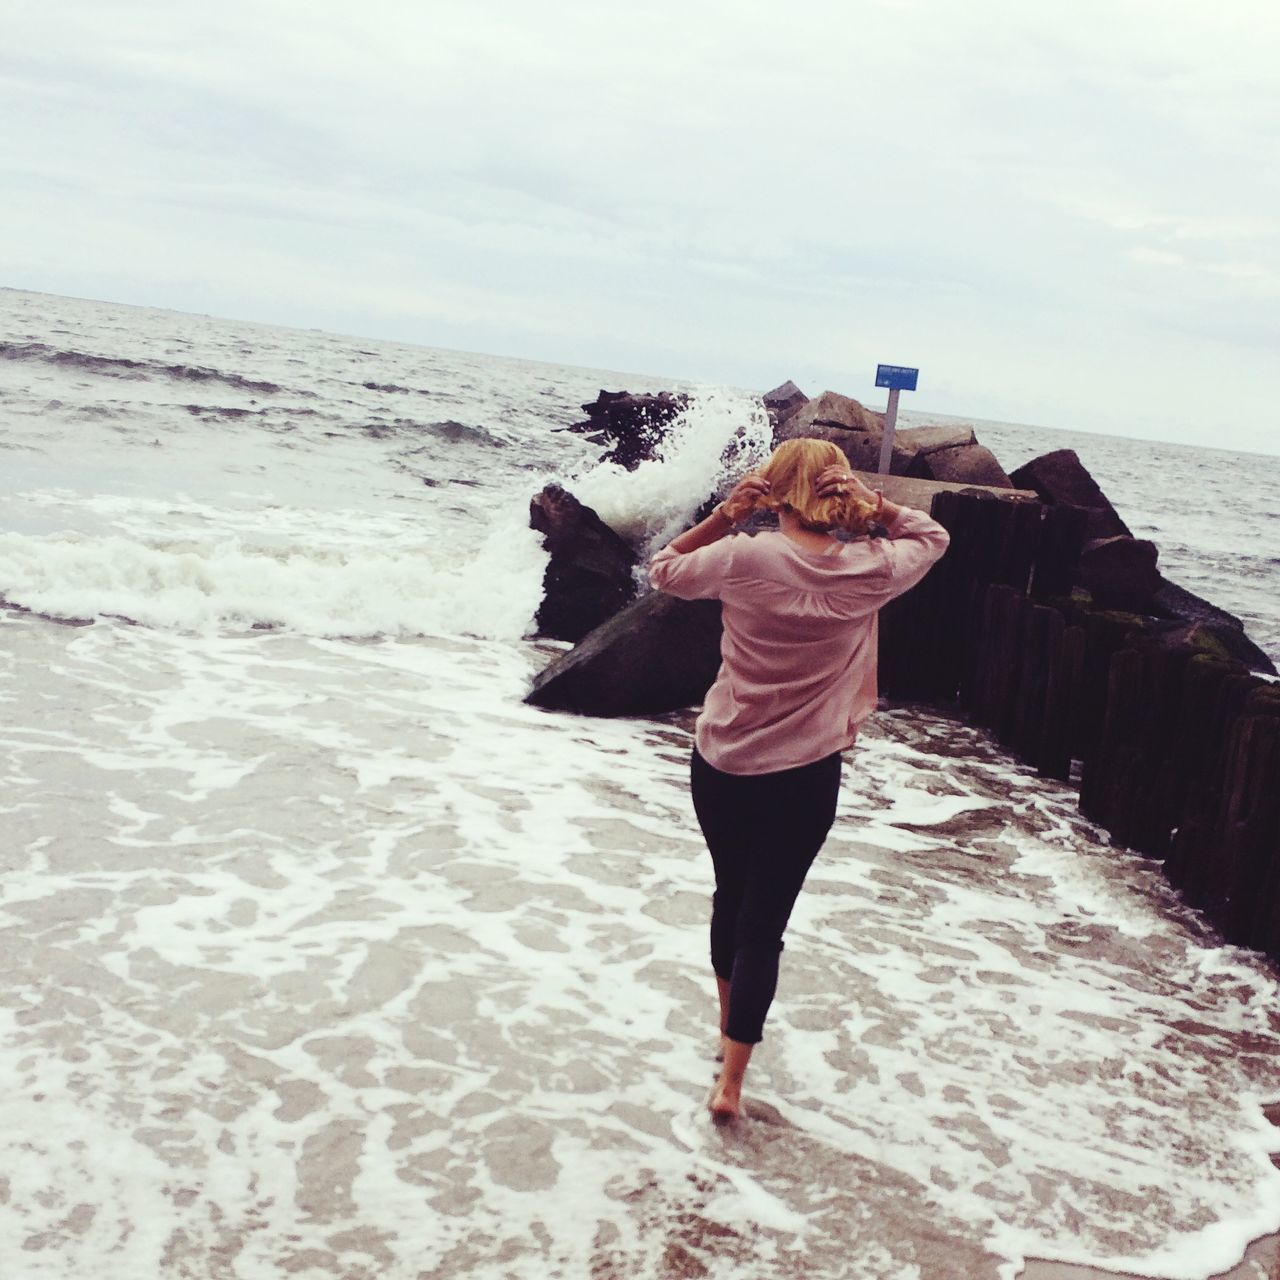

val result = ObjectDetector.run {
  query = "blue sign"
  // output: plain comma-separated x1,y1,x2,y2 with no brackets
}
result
876,363,919,392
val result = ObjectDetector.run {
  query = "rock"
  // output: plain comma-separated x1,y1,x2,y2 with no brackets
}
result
762,380,808,426
892,424,975,461
1078,536,1162,611
906,443,1013,488
775,390,882,440
526,591,723,716
1149,578,1276,674
567,390,688,470
1145,622,1259,670
529,485,639,643
1008,449,1131,541
773,390,885,469
880,424,977,478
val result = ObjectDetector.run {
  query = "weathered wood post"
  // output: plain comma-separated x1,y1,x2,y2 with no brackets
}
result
1167,669,1258,912
1036,615,1083,781
1213,686,1280,950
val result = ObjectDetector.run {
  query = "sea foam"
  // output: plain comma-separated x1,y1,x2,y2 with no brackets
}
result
0,516,547,640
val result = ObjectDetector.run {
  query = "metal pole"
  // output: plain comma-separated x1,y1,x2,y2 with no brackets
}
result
878,386,901,475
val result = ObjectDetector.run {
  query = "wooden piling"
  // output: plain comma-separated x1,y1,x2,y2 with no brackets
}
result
1036,619,1082,781
873,487,1278,970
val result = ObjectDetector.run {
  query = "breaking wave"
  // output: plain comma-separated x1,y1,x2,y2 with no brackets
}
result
0,523,547,640
570,387,773,552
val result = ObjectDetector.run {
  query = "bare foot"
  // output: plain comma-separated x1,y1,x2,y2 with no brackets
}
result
709,1036,753,1122
708,1077,742,1123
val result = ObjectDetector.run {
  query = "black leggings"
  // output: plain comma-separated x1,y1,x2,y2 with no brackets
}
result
690,748,842,1045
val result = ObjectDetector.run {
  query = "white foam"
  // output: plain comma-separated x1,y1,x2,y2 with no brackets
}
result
3,589,1279,1280
570,387,773,551
0,512,547,640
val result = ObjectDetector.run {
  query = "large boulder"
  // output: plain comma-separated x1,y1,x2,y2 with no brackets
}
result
1079,536,1161,611
1009,449,1130,541
566,390,688,470
906,443,1013,488
526,591,723,716
806,424,979,477
1145,622,1268,671
529,485,638,643
776,390,881,439
892,424,975,463
775,391,884,470
762,380,808,427
1149,578,1276,674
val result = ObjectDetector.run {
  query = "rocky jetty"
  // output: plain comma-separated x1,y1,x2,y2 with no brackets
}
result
525,381,1280,978
526,381,1274,717
1008,448,1272,671
772,388,1014,488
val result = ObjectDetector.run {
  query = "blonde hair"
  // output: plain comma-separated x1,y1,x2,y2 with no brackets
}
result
757,438,876,534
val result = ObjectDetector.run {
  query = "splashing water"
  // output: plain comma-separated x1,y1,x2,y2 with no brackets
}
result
568,388,773,553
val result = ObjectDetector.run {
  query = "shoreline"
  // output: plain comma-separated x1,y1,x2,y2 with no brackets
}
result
1021,1223,1279,1280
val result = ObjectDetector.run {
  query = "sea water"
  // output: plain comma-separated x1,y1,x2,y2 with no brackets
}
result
1,287,1278,1280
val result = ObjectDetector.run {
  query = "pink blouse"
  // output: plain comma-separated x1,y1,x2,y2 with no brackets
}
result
648,507,950,775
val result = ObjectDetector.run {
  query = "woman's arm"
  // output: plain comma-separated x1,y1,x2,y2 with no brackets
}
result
648,472,771,598
665,473,771,554
667,505,734,555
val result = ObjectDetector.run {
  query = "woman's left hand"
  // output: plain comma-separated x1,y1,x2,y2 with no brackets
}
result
816,464,878,505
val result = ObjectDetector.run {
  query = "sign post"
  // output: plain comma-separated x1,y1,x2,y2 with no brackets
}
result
874,363,919,475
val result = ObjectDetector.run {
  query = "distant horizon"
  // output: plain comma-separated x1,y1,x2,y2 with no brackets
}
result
6,4,1278,461
8,281,1278,463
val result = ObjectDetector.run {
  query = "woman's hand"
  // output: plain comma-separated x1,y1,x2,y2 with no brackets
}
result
815,464,879,505
719,473,771,523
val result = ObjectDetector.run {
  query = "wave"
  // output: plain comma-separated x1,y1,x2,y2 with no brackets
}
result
0,524,547,641
570,387,772,552
0,341,288,396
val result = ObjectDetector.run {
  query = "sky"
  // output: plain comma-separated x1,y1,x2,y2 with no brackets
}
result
4,0,1279,452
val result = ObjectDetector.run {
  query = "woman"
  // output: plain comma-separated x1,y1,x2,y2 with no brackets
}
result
648,437,950,1120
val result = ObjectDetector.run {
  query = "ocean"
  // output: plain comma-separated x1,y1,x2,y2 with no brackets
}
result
1,287,1278,1280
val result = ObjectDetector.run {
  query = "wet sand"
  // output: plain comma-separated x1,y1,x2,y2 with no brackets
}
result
1017,1105,1280,1278
1022,1227,1279,1280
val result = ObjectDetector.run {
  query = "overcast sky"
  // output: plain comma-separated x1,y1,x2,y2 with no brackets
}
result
5,0,1279,452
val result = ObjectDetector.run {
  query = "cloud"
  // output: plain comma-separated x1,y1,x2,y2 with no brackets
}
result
2,0,1279,447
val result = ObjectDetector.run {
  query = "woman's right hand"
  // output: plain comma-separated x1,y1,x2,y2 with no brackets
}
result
719,473,770,523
